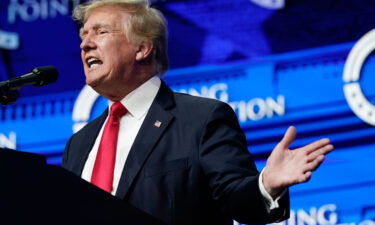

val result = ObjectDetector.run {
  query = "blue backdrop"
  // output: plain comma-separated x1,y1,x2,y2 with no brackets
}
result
1,0,374,224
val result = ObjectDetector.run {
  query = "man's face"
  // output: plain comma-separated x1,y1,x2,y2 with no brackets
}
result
80,6,138,97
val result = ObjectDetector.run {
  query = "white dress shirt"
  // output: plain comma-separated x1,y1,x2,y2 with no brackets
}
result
81,76,162,195
81,75,283,208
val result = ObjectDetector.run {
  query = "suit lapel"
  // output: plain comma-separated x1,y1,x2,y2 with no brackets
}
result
70,110,108,176
115,82,175,199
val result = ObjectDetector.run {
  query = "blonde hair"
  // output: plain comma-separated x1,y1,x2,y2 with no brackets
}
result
73,0,169,74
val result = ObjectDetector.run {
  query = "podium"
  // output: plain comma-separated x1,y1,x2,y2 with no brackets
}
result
0,148,164,225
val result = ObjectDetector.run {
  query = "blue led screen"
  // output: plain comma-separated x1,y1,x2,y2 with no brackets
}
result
0,0,374,224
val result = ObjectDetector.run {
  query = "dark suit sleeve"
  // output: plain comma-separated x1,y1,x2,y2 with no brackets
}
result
199,101,289,224
62,135,73,169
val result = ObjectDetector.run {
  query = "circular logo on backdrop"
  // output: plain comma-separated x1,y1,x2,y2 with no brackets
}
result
250,0,285,9
343,29,375,126
72,85,103,133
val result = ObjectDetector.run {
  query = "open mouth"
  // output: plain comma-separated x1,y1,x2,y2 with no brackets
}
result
86,57,103,69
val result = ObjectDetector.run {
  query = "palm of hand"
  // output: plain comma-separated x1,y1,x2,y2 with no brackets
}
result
262,126,333,198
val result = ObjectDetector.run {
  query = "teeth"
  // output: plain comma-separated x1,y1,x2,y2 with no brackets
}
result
87,57,102,68
88,58,97,64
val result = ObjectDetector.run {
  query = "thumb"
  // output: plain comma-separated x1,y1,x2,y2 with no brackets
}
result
278,126,296,149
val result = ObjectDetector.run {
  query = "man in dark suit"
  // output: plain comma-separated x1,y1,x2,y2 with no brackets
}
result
62,1,333,224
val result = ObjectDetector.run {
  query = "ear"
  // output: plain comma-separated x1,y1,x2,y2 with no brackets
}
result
135,41,153,61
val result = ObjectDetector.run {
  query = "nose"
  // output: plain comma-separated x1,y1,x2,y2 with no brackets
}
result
80,33,96,52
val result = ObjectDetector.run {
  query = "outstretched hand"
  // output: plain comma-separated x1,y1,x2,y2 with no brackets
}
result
262,126,334,198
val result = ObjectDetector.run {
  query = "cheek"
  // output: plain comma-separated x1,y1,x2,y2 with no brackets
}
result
81,52,86,65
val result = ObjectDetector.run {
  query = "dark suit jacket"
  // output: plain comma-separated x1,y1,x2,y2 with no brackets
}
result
62,82,289,225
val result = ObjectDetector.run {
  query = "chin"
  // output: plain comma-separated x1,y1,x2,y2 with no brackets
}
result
85,77,99,88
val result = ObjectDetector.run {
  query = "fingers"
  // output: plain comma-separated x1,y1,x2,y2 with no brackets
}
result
307,144,334,162
304,154,325,173
296,161,319,184
278,126,297,149
294,171,312,185
304,138,332,155
295,145,331,185
302,171,312,183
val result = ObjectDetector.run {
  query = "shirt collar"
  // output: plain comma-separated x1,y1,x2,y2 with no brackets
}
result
108,76,161,120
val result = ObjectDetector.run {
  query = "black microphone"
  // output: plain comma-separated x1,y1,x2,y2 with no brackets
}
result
0,66,58,105
0,66,58,91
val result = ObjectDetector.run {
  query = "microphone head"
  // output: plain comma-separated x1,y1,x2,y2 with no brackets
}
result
31,66,59,86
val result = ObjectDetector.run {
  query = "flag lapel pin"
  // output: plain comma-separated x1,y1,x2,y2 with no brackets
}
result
154,120,162,128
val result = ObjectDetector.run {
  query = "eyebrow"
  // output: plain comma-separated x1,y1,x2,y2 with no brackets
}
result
79,23,112,38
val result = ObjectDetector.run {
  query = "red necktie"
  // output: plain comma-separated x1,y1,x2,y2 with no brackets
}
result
91,101,127,193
